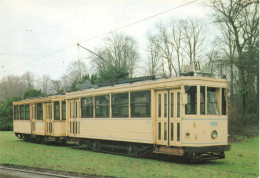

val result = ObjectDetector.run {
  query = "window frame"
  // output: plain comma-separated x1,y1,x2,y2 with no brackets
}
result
111,92,129,118
81,97,94,118
95,95,110,118
36,103,43,120
20,105,25,120
25,104,30,120
54,101,60,120
62,101,66,120
130,90,151,118
185,86,197,115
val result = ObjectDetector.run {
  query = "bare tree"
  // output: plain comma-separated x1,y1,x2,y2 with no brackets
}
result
146,34,163,76
37,75,51,95
0,75,26,100
182,18,205,65
67,59,88,83
22,71,35,90
146,18,206,77
91,33,139,82
210,0,259,118
49,80,62,94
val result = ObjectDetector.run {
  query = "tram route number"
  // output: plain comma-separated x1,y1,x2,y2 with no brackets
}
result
210,122,218,126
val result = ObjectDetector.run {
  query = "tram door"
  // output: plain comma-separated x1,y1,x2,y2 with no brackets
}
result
45,103,53,135
31,104,36,135
157,89,181,146
68,100,80,137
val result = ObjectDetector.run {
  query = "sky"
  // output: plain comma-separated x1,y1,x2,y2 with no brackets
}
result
0,0,211,81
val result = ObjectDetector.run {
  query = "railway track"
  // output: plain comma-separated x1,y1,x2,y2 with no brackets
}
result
0,165,104,178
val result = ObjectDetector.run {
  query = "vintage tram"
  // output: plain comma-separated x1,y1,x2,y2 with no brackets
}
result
13,76,230,161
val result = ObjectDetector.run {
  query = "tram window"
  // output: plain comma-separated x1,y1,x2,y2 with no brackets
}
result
164,122,167,140
130,90,151,117
54,101,60,120
177,92,180,117
170,123,174,141
222,88,227,115
164,93,167,117
46,104,52,119
14,106,19,120
95,95,109,117
177,123,180,141
62,101,66,120
170,93,174,117
20,105,25,120
25,105,30,120
207,87,220,115
158,94,161,117
200,86,205,115
185,86,197,115
75,102,78,118
81,97,93,118
36,103,43,120
112,93,129,117
158,122,161,140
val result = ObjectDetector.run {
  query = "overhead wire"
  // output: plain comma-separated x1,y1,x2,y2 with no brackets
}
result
7,0,200,71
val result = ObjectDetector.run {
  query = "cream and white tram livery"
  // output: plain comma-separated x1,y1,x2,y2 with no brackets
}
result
13,76,230,161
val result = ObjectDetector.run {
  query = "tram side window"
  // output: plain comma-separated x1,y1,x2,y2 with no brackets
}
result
81,97,93,118
207,87,220,115
200,86,205,115
62,101,66,120
222,88,227,115
54,101,60,120
14,106,19,120
185,86,197,115
95,95,109,117
37,103,43,120
112,93,129,117
130,90,151,117
25,105,30,120
20,105,25,120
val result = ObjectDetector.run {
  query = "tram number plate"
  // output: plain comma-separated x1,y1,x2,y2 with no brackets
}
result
210,122,218,126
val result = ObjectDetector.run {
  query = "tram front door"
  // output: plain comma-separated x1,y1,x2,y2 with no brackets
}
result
156,89,181,146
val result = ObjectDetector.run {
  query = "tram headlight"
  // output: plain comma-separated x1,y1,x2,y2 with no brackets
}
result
211,130,218,139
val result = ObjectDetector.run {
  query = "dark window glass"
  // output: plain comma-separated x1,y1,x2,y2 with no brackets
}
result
158,122,161,140
14,106,19,120
112,93,129,117
75,102,78,118
164,93,167,117
158,94,161,117
95,95,109,117
54,101,60,120
62,101,66,120
200,86,205,115
222,88,227,115
207,87,220,115
81,97,93,118
37,103,43,120
20,105,25,120
177,92,180,117
177,122,180,141
185,86,197,115
171,122,174,141
70,102,72,118
130,90,151,117
25,105,30,120
171,93,174,117
164,122,167,140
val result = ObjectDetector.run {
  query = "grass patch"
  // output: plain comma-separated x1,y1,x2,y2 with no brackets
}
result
0,131,259,177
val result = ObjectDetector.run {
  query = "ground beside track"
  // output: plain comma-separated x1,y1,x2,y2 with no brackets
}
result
0,131,258,177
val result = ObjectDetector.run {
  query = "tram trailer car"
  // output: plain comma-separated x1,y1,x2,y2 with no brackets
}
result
13,76,230,161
